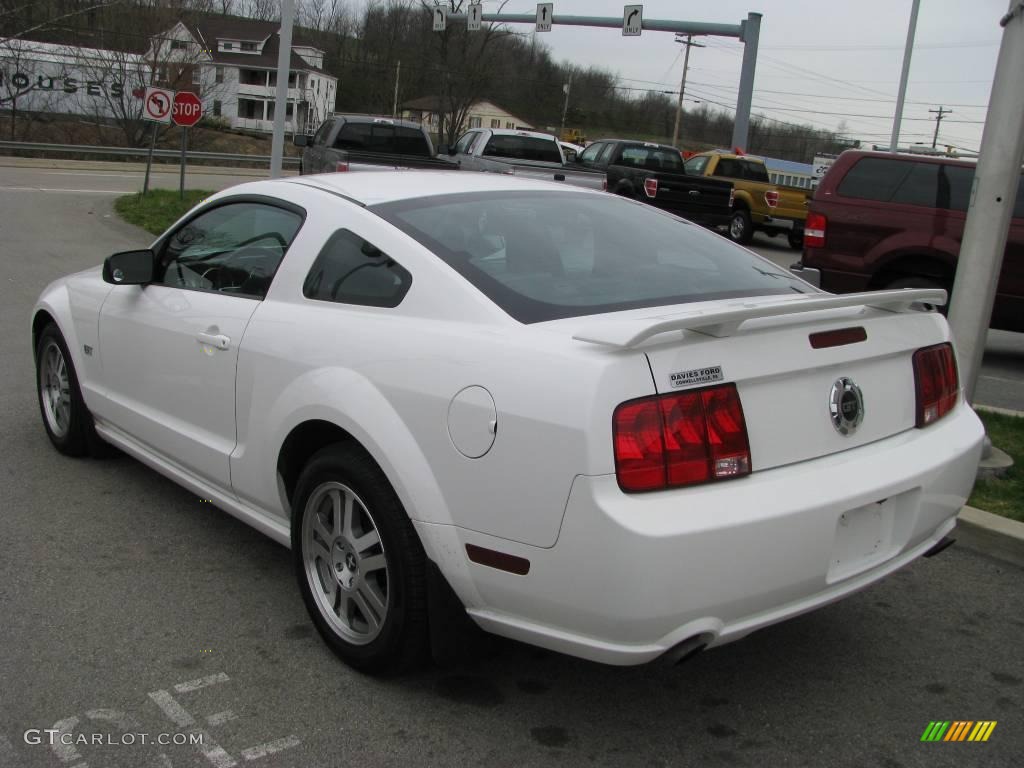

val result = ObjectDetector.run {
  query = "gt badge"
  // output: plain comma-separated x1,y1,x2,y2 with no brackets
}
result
829,377,864,435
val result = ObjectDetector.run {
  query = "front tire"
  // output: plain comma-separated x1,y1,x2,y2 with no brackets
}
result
728,208,753,244
36,324,93,456
292,444,428,674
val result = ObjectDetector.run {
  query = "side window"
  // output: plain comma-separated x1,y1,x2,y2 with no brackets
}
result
836,158,913,202
596,143,616,165
303,230,412,308
619,146,648,167
577,143,604,165
313,120,332,146
159,203,303,298
712,158,742,178
742,161,770,182
453,131,478,154
685,155,709,175
942,164,976,211
891,162,939,207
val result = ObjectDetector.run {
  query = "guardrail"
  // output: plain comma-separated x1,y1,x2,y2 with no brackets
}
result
0,141,300,166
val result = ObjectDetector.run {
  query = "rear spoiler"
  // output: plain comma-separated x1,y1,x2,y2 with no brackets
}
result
572,289,947,348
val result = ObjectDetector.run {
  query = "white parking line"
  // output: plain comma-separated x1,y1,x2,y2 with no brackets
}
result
241,736,301,761
148,689,195,727
206,710,238,726
175,672,231,693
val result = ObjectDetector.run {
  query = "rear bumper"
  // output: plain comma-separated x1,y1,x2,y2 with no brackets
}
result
452,405,983,665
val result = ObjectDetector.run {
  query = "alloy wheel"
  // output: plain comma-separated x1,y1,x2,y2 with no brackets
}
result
40,340,71,439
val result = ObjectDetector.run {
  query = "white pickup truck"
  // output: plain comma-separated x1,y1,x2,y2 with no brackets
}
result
438,128,605,190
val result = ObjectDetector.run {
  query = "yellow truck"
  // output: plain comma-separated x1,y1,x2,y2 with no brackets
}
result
684,151,808,249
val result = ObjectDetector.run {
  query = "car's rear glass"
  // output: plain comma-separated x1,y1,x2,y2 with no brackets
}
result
371,191,811,323
616,145,684,172
482,135,562,163
334,122,431,156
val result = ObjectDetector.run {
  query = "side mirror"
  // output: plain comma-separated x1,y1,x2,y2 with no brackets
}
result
103,249,155,285
292,134,310,147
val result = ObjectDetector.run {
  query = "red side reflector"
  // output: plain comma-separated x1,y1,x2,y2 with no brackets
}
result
465,544,530,575
765,190,780,208
913,343,959,427
809,327,867,349
644,178,658,198
335,161,349,172
805,211,827,248
614,383,751,493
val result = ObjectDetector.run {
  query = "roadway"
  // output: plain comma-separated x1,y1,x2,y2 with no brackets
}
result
0,159,1021,768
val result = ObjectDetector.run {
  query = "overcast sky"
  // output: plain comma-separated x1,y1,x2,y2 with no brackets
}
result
474,0,1007,153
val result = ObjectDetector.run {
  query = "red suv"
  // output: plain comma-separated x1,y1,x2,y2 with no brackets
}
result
791,150,1024,332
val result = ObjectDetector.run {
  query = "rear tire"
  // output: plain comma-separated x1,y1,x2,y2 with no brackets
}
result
728,208,753,244
787,228,804,250
35,323,105,457
292,444,428,674
883,275,949,314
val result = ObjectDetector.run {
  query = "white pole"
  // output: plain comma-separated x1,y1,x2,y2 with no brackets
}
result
889,0,921,152
270,0,295,179
947,0,1024,402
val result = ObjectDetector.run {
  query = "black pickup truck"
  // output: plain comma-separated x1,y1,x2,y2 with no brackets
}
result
294,115,457,174
570,139,734,227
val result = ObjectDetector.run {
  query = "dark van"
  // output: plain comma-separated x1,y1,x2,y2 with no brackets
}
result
791,150,1024,332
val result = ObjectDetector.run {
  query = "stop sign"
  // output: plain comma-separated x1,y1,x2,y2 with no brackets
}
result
172,91,202,127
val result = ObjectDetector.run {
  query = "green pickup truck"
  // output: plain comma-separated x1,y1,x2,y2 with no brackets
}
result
684,152,808,249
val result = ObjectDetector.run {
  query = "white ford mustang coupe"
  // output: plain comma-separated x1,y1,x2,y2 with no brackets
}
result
33,172,984,672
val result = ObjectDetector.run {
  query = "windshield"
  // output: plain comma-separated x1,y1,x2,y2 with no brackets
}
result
372,191,812,323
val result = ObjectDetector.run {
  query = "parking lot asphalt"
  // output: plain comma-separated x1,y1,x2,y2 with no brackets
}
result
1,163,1023,768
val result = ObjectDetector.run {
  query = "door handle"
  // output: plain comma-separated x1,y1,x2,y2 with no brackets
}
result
196,332,230,351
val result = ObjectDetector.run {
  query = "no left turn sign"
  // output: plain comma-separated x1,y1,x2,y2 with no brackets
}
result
143,86,175,124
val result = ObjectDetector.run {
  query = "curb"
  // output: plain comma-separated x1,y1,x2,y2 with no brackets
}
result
958,505,1024,542
974,403,1024,418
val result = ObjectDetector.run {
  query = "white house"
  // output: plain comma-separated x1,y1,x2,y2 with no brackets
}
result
147,17,337,134
401,97,533,136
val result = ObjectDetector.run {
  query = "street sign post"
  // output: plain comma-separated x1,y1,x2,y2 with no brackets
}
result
468,2,483,31
432,5,447,32
623,5,643,36
172,92,203,200
536,3,553,32
141,86,174,196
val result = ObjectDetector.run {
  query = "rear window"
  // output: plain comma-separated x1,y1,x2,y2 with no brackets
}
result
482,135,562,163
333,122,430,156
372,192,811,323
615,145,684,172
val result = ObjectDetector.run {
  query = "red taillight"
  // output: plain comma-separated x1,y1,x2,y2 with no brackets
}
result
335,161,349,172
643,178,658,198
765,189,779,208
805,211,827,248
913,343,959,427
614,384,751,493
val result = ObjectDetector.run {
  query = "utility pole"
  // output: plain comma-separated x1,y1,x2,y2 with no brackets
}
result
392,60,401,118
890,0,921,152
559,71,573,140
269,0,295,179
929,105,951,148
948,0,1024,403
671,34,704,148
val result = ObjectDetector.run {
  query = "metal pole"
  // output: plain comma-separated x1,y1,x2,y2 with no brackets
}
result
559,72,573,139
270,0,295,179
731,12,762,151
178,129,186,201
143,122,157,195
392,60,401,118
889,0,921,152
947,0,1024,402
672,35,695,148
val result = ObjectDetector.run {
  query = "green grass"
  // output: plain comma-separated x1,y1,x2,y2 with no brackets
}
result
114,189,214,235
969,409,1024,522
